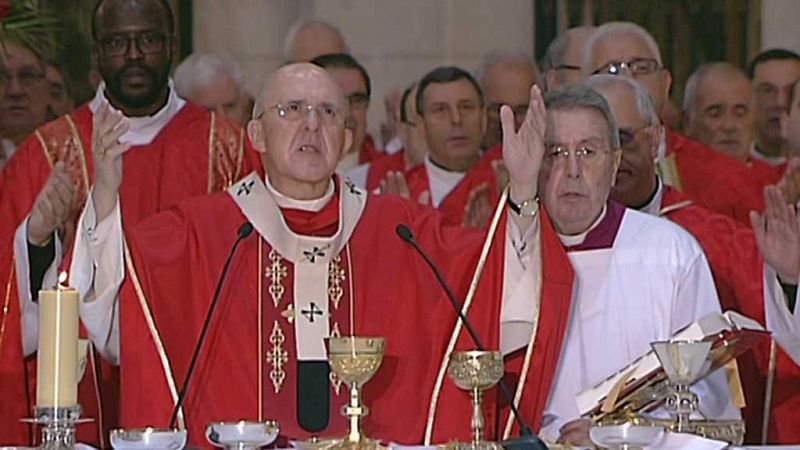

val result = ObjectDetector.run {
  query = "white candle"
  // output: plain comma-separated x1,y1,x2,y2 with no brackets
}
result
36,285,79,408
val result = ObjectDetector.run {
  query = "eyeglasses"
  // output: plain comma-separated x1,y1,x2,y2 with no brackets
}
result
98,32,170,56
544,142,614,165
591,58,661,77
0,67,45,88
618,124,652,150
554,64,581,72
257,100,344,126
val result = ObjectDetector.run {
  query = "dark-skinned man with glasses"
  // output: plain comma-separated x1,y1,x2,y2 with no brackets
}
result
0,0,259,446
581,21,767,226
589,73,800,445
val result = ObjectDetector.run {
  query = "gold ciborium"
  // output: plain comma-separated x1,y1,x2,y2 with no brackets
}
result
325,336,385,449
447,350,505,450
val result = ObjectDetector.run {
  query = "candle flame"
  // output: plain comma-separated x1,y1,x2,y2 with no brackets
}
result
57,271,68,288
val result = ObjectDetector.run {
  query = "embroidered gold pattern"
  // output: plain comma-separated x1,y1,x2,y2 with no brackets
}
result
266,250,287,308
0,263,14,352
267,321,289,393
328,255,345,310
329,322,343,395
281,304,295,323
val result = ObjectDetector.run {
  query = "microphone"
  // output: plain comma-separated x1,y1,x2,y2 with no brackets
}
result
395,224,548,450
168,221,254,429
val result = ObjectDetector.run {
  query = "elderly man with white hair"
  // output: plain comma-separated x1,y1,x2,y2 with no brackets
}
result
582,22,765,225
540,26,596,92
282,19,347,63
535,84,738,446
174,52,253,127
589,73,800,444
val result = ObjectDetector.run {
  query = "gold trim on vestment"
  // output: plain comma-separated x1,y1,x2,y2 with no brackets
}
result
206,112,216,194
658,199,693,217
761,339,777,443
123,239,185,429
0,259,14,352
258,238,264,421
656,152,683,192
35,130,52,167
502,260,543,439
266,250,287,308
424,186,510,445
88,344,106,449
267,321,288,393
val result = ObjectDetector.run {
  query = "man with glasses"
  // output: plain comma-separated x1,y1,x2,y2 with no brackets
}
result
583,22,764,225
749,49,800,165
479,51,540,151
536,85,738,446
76,62,575,446
0,0,258,446
591,73,800,444
0,41,52,164
540,26,596,92
349,82,428,191
311,53,379,169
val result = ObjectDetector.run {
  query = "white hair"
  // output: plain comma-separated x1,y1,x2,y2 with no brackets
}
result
476,50,537,86
282,19,347,62
581,22,663,76
585,74,660,125
683,62,747,119
174,53,243,98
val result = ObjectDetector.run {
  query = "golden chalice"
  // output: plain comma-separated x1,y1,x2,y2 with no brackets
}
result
325,336,385,449
447,350,505,450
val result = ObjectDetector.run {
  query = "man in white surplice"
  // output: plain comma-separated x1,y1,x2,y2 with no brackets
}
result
535,85,740,446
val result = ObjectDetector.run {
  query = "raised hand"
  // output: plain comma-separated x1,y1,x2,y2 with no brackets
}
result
462,183,493,229
379,171,430,204
501,84,546,203
91,103,130,221
27,161,78,246
750,185,800,284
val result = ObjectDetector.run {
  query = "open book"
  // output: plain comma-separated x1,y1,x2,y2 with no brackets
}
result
576,310,769,419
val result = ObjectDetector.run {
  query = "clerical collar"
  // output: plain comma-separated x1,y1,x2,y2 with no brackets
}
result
559,201,627,251
89,79,186,146
656,130,667,163
750,142,787,166
264,175,335,212
637,177,664,216
425,155,466,207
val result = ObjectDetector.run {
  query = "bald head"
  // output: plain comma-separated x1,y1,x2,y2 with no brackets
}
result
254,63,348,118
479,52,539,149
283,20,347,63
683,62,754,162
542,26,596,91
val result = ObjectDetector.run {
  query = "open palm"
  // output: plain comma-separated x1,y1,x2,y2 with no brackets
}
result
751,186,800,283
502,84,546,201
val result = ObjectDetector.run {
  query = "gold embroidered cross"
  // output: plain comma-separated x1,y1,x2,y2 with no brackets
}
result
266,322,288,394
266,250,287,308
328,255,345,310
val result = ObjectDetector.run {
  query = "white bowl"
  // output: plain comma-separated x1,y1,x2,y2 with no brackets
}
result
110,428,187,449
206,421,279,448
590,424,665,449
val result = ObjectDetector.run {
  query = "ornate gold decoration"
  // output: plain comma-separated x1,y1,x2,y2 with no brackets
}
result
281,304,295,323
0,261,14,352
328,255,345,310
266,321,289,394
329,322,343,395
266,250,287,308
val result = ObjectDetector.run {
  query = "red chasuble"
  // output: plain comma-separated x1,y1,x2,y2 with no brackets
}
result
404,149,502,228
425,211,574,444
660,187,800,444
0,102,259,447
660,129,764,225
117,173,573,446
749,158,785,190
365,151,408,192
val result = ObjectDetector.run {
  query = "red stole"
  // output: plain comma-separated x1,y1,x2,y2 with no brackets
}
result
661,187,800,444
0,101,259,447
427,211,574,442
